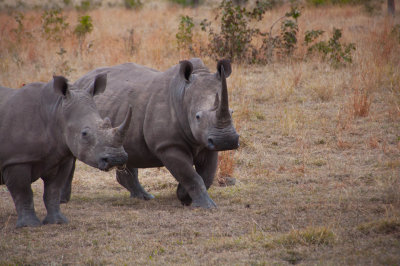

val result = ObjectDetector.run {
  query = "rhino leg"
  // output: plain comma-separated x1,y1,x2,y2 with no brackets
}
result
116,166,154,200
60,158,76,204
42,159,72,225
3,164,41,228
161,148,216,208
177,150,218,206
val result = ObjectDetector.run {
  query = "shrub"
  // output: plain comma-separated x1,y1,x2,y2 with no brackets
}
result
12,12,32,42
307,28,356,67
74,15,93,39
124,0,142,9
169,0,200,7
74,15,93,52
259,4,301,62
75,0,101,12
41,8,69,42
200,0,273,62
176,15,194,51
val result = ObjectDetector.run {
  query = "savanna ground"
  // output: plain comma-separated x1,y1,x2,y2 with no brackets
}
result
1,0,400,264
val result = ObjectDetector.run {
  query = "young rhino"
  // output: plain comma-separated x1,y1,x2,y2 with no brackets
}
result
0,74,131,228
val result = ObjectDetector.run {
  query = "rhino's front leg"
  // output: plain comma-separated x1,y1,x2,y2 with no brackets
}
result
177,150,218,206
42,159,72,225
60,158,76,204
161,148,216,208
116,166,154,200
2,164,41,228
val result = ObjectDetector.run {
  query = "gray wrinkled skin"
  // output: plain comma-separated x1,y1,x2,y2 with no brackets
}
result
64,58,239,208
0,74,131,228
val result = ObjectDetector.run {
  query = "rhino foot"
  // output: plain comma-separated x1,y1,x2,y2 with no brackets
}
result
191,193,217,209
60,190,71,204
16,215,41,228
177,184,192,206
130,190,155,200
42,212,69,225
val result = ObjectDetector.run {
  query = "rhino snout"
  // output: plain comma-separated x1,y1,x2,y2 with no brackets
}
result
207,132,239,151
98,151,128,171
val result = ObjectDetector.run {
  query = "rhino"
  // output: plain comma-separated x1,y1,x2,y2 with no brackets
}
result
0,74,132,228
62,58,239,208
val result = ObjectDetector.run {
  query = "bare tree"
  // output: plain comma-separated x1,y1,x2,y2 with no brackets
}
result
388,0,395,16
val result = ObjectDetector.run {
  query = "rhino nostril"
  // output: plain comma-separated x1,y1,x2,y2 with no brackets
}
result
101,157,109,164
208,138,215,148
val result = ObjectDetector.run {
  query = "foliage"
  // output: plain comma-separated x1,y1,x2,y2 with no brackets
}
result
304,29,324,46
41,8,69,42
11,12,32,42
124,0,142,9
74,15,93,53
308,28,356,67
176,15,194,51
279,7,301,55
200,0,274,62
75,0,101,12
259,4,301,63
169,0,200,7
74,15,93,39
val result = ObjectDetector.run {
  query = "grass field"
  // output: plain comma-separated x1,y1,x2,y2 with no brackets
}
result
1,0,400,264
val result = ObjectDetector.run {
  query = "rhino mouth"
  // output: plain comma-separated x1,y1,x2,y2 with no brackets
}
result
97,153,128,171
207,133,240,151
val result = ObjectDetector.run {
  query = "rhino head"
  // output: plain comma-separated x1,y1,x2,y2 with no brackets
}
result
53,74,131,170
179,59,239,151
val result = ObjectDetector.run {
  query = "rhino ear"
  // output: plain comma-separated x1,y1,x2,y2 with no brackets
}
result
179,60,193,82
88,73,107,96
53,75,70,97
217,59,232,79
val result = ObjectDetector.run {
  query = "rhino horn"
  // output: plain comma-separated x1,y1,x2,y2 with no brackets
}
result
116,105,132,139
216,65,231,123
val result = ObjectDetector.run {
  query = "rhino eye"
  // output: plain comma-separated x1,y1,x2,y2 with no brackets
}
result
81,129,89,137
195,112,201,120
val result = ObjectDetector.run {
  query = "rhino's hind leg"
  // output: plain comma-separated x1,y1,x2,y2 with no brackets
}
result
116,166,154,200
177,150,218,206
42,159,72,225
3,164,41,228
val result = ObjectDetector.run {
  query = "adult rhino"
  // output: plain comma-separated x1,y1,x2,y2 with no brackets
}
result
64,59,239,208
0,74,132,228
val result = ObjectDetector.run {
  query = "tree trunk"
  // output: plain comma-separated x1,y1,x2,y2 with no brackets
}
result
388,0,395,16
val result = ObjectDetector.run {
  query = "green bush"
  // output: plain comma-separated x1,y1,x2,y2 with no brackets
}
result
41,8,69,42
259,4,301,62
12,12,32,42
307,28,356,67
200,0,274,62
74,15,93,53
75,0,101,12
176,15,194,51
169,0,200,7
74,15,93,39
124,0,142,9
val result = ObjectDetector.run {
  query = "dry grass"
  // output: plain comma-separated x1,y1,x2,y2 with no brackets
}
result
1,1,400,265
